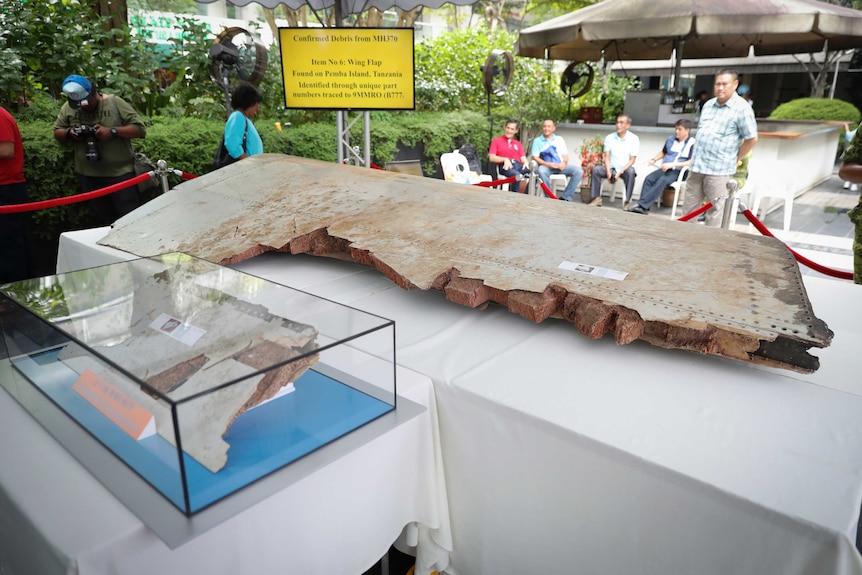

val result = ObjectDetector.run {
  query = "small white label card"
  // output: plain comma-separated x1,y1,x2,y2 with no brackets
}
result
73,369,156,440
559,260,628,281
149,313,205,346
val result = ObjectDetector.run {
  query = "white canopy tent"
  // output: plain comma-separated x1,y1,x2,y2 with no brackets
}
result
517,0,862,90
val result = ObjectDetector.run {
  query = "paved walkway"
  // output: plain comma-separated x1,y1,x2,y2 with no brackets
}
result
623,163,856,282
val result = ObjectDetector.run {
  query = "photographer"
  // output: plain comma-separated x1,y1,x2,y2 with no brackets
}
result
53,74,146,225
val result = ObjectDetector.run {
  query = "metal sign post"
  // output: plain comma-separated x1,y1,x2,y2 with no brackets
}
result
337,111,371,167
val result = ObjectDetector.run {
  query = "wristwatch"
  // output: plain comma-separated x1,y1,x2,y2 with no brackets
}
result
110,127,119,138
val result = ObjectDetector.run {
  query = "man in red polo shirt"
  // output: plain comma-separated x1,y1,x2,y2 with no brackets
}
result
0,105,31,283
488,119,530,193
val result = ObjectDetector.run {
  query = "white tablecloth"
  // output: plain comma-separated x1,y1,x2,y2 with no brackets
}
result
2,230,452,575
0,363,450,575
50,228,862,575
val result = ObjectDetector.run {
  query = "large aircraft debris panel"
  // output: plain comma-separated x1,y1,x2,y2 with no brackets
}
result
102,154,832,373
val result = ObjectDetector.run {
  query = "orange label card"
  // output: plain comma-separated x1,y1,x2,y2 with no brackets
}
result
73,369,155,440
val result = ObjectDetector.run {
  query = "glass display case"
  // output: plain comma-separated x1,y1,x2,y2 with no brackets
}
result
0,253,396,517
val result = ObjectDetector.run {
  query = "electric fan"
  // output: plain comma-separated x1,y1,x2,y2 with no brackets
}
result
208,27,268,118
560,61,595,119
482,49,514,97
481,49,514,146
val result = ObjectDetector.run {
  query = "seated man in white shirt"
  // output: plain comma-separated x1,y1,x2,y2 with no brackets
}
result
589,115,639,207
530,118,583,201
628,119,695,214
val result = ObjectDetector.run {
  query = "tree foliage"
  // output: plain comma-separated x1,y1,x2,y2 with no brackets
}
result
414,26,641,144
0,0,158,114
425,0,591,34
0,1,291,122
573,66,642,123
414,27,568,137
822,0,862,10
128,0,198,12
523,0,594,28
156,17,223,118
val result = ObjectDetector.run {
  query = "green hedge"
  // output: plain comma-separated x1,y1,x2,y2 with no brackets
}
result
769,98,860,124
18,110,491,242
20,121,97,239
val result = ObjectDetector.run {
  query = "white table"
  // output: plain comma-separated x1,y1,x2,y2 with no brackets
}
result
0,363,450,575
2,231,453,575
56,226,137,273
52,228,862,575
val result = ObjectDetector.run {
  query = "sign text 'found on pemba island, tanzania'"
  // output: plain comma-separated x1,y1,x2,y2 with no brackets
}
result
278,28,415,110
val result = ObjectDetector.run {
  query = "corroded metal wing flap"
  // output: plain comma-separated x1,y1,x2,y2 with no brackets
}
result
102,154,832,372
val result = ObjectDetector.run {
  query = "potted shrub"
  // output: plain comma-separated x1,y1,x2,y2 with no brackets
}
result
579,135,604,203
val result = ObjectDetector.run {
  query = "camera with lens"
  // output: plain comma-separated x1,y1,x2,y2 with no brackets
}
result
70,125,100,162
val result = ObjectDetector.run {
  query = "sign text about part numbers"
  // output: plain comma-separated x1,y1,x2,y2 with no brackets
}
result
279,28,414,110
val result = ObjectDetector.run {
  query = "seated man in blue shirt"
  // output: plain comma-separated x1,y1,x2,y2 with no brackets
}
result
628,119,695,214
530,118,583,201
589,115,639,207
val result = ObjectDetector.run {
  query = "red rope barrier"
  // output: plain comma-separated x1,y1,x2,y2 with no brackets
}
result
742,209,853,280
677,202,712,222
0,172,153,214
539,181,560,200
475,176,518,188
177,171,197,180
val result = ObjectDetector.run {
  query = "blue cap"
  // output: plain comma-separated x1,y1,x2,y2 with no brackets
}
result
737,84,750,95
62,75,92,108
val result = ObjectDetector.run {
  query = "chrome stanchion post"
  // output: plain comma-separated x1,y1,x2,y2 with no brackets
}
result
528,159,539,196
157,159,169,195
721,178,738,229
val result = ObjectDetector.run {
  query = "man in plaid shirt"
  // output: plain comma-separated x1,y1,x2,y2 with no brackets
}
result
683,69,758,227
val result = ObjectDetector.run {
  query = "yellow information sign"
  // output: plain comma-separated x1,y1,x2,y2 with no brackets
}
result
279,28,414,110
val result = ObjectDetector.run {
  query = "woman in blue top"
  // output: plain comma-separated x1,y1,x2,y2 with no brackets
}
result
224,83,264,161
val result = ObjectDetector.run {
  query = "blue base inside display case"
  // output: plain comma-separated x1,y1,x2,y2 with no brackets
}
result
13,348,392,513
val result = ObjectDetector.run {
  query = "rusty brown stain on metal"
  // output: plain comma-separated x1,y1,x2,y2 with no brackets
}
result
145,353,209,393
102,154,833,373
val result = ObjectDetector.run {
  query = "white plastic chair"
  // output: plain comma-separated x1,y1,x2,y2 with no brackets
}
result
750,160,794,232
494,164,517,192
441,152,492,185
601,178,626,206
600,162,646,207
549,174,568,197
731,168,756,230
667,166,690,219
